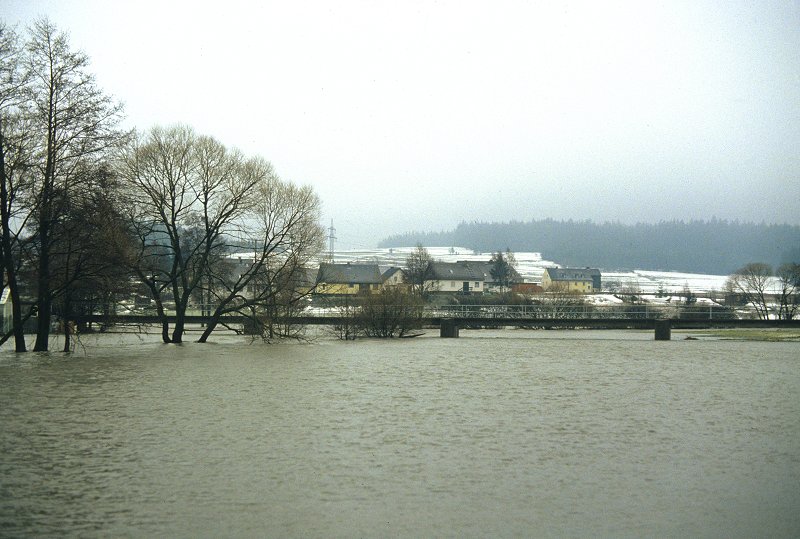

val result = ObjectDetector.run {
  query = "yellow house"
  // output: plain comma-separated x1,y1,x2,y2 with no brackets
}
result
542,267,601,293
315,263,383,295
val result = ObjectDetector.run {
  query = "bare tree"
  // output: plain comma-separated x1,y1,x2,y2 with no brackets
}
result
0,22,33,351
404,243,434,297
24,19,124,351
0,19,124,351
726,263,773,320
776,263,800,320
48,163,133,351
536,282,590,319
327,295,359,341
119,125,260,343
197,169,324,342
354,288,423,338
120,126,195,342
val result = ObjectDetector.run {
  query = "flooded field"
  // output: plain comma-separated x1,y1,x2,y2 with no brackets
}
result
1,330,799,537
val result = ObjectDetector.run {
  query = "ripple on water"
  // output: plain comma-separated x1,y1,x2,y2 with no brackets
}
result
1,332,799,538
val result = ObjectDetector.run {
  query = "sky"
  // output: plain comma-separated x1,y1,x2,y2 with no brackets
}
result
3,0,799,249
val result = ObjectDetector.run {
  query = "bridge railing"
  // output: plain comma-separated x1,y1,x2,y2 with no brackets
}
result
72,302,741,321
423,304,736,320
191,303,737,320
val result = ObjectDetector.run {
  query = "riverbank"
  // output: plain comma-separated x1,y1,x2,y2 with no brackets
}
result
5,325,800,353
679,328,800,342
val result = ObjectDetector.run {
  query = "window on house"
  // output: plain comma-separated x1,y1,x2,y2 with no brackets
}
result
475,282,480,288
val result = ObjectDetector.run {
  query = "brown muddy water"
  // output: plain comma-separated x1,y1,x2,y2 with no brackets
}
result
1,330,798,538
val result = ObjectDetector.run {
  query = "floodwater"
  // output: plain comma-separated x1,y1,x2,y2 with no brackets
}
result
1,330,798,538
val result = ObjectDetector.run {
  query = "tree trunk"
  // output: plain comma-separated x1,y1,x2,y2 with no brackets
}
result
197,311,221,343
153,298,170,344
33,278,51,351
34,121,56,352
0,123,27,352
171,295,188,343
33,210,52,351
0,309,34,348
62,292,72,353
0,219,25,352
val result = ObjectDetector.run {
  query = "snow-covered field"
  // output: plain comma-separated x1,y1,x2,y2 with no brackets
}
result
328,246,734,295
328,246,557,281
600,270,731,295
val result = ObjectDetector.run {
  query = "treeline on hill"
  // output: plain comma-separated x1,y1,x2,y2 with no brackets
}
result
379,219,800,275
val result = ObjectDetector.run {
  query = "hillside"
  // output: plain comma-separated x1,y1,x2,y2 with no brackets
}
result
379,219,800,274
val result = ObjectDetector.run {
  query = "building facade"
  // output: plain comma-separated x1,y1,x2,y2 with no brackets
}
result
542,267,601,293
425,262,486,294
315,263,383,295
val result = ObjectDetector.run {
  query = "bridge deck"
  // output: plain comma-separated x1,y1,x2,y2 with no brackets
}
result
74,314,800,330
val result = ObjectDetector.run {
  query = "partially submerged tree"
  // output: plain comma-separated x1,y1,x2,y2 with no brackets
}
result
535,282,591,319
0,22,32,351
0,19,125,351
327,295,359,341
48,163,132,350
119,125,324,343
197,168,324,342
776,263,800,320
119,126,257,343
29,20,125,351
726,262,773,320
355,288,424,338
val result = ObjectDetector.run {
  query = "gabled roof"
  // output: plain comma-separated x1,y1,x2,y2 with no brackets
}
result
381,266,405,281
316,263,383,285
295,267,319,287
464,261,522,283
545,267,601,281
426,262,486,282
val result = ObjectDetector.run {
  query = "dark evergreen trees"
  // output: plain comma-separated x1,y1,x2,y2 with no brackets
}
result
381,219,800,274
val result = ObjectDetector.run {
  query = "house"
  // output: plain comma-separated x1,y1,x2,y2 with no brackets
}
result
542,267,602,293
294,267,320,297
464,261,523,292
424,262,486,294
225,252,316,299
315,263,383,295
381,267,408,289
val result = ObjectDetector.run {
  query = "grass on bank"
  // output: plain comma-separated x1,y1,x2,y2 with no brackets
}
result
679,329,800,342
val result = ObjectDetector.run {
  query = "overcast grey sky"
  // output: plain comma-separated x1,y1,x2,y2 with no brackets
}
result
4,0,799,248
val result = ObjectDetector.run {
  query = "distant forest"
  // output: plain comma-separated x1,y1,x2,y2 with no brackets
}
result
379,219,800,275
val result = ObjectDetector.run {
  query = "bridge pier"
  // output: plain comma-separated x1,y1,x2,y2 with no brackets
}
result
440,319,459,338
654,319,671,341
